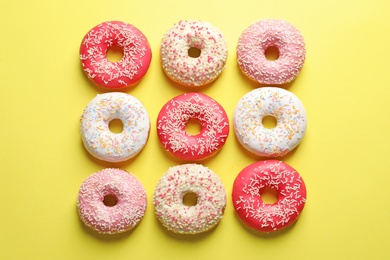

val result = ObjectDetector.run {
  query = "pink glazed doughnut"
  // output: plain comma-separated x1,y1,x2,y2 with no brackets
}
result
153,164,227,234
77,168,147,234
237,19,305,85
156,93,229,161
232,160,307,233
160,20,228,87
80,21,152,89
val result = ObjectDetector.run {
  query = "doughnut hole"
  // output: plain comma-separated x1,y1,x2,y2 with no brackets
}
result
262,115,277,129
188,47,201,58
103,194,118,207
264,46,279,61
109,119,124,134
106,45,124,62
185,118,202,135
183,192,198,206
260,187,278,204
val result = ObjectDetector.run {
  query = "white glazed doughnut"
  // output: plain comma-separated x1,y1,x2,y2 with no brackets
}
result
237,19,305,85
153,164,226,234
80,92,150,162
77,168,147,234
160,20,228,87
233,87,307,157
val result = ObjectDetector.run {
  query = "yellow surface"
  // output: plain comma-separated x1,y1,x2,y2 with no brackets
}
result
1,0,390,259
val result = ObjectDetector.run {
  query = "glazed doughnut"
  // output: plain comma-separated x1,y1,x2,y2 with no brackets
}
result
80,21,152,89
80,92,150,162
153,164,226,234
237,19,305,85
157,93,229,161
233,87,306,157
160,20,228,87
77,168,147,234
232,160,307,233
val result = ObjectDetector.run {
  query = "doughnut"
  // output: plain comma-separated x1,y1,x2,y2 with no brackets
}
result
80,21,152,89
232,160,307,233
237,19,305,85
153,164,226,234
160,20,228,87
80,92,150,162
77,168,147,234
157,93,229,161
233,87,306,157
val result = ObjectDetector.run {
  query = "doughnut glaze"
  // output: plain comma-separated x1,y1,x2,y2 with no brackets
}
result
80,92,150,162
232,160,307,233
153,164,226,234
157,93,229,161
80,21,152,89
160,20,228,87
77,168,147,234
237,19,305,85
233,87,306,157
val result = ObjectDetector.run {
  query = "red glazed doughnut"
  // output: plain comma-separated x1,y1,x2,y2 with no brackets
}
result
232,160,307,233
156,93,229,161
80,21,152,89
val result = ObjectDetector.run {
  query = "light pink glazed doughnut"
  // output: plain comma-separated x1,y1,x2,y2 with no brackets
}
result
153,164,226,234
77,168,147,234
80,21,152,89
156,93,229,161
232,160,307,233
237,19,305,85
160,20,228,87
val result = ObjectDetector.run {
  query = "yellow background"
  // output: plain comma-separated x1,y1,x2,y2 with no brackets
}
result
1,0,389,259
